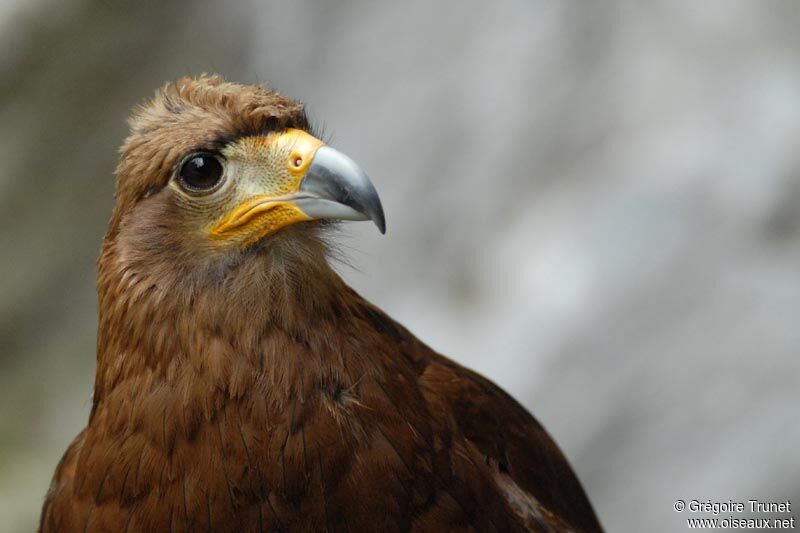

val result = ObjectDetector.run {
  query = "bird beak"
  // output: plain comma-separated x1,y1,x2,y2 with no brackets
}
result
211,129,385,244
296,145,386,234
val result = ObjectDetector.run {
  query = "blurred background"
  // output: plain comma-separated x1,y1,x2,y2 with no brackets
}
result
1,0,799,531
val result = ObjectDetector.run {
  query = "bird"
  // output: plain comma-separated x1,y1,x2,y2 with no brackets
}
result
40,75,602,532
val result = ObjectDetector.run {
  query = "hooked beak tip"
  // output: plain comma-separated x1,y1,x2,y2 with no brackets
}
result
298,146,386,234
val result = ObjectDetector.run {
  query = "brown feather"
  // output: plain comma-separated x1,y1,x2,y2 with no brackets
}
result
40,75,602,532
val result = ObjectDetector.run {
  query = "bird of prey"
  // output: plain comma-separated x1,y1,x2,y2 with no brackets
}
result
40,75,602,532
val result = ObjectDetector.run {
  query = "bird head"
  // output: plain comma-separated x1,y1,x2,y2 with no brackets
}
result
92,75,387,403
106,75,384,295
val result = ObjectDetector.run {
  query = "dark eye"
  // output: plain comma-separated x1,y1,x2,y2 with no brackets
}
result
177,153,224,193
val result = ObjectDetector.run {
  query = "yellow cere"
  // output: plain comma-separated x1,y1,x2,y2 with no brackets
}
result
210,129,324,246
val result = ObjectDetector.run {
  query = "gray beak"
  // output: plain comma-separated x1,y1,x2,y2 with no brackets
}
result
296,146,386,234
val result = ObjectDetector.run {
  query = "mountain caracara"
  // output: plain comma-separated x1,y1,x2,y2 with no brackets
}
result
40,75,602,532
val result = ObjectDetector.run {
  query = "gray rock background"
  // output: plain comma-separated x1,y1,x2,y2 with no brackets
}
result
1,1,799,531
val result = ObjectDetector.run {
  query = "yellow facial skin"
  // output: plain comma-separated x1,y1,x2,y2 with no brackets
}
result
210,129,324,246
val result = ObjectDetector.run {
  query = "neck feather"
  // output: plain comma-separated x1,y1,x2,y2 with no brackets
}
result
93,230,350,408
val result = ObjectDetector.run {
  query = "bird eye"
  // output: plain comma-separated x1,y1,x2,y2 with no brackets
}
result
177,153,224,193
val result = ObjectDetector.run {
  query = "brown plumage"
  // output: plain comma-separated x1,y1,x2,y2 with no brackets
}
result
40,75,602,532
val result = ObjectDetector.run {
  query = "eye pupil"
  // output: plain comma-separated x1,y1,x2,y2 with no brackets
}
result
178,154,223,192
